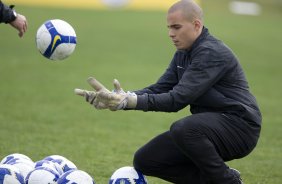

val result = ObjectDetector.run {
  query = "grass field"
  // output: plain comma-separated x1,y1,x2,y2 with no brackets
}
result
1,0,282,183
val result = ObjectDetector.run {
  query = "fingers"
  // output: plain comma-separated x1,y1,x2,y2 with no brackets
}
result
12,14,27,38
74,88,86,96
76,78,126,111
86,91,96,104
18,32,23,38
22,15,28,37
19,22,26,38
24,16,28,31
19,22,27,37
113,79,123,93
74,88,97,105
87,77,109,92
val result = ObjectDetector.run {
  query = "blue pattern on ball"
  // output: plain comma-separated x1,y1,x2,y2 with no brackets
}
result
0,167,24,184
43,21,77,59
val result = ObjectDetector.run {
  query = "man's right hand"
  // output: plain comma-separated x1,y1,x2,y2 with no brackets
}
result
9,14,28,38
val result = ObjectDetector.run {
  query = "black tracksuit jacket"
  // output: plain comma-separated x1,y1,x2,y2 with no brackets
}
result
134,27,262,125
0,1,16,23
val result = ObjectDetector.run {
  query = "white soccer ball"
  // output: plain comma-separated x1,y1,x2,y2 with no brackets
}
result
43,155,77,173
25,167,60,184
36,19,77,60
109,166,147,184
0,164,25,184
43,155,69,162
51,159,77,173
34,160,63,175
6,158,34,179
0,153,32,164
57,169,95,184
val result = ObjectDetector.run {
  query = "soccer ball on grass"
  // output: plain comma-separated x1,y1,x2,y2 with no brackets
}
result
6,158,34,179
43,155,77,172
0,153,32,164
0,164,25,184
109,166,147,184
25,167,60,184
57,169,95,184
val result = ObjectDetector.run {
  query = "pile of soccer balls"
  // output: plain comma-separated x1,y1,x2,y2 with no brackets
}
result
0,153,94,184
0,153,147,184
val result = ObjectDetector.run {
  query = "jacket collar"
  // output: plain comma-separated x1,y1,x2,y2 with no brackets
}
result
186,26,209,52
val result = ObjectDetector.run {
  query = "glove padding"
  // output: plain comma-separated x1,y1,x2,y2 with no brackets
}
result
96,91,137,111
74,77,137,111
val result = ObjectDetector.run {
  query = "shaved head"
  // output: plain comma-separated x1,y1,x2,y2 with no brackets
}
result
168,0,203,22
167,0,204,50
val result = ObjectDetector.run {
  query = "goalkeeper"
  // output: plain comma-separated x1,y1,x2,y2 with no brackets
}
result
75,0,261,183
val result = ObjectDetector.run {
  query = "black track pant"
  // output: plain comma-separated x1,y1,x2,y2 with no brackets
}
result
133,112,261,184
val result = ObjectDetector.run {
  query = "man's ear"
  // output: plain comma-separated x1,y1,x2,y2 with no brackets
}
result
193,19,203,32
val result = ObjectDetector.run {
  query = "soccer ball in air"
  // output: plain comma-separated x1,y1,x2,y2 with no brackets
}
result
57,169,95,184
0,164,25,184
109,166,147,184
36,19,77,60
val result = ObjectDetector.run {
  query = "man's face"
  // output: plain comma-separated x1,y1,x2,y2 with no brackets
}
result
167,10,198,50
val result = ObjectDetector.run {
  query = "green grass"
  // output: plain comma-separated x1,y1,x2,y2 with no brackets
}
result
0,0,282,183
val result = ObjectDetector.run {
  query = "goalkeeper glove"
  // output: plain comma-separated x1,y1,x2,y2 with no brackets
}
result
75,77,137,110
96,90,137,111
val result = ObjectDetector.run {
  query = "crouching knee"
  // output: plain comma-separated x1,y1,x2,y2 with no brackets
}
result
170,120,187,145
170,119,202,147
133,148,150,175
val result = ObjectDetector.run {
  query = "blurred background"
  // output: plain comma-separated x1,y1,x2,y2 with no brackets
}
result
1,0,282,183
